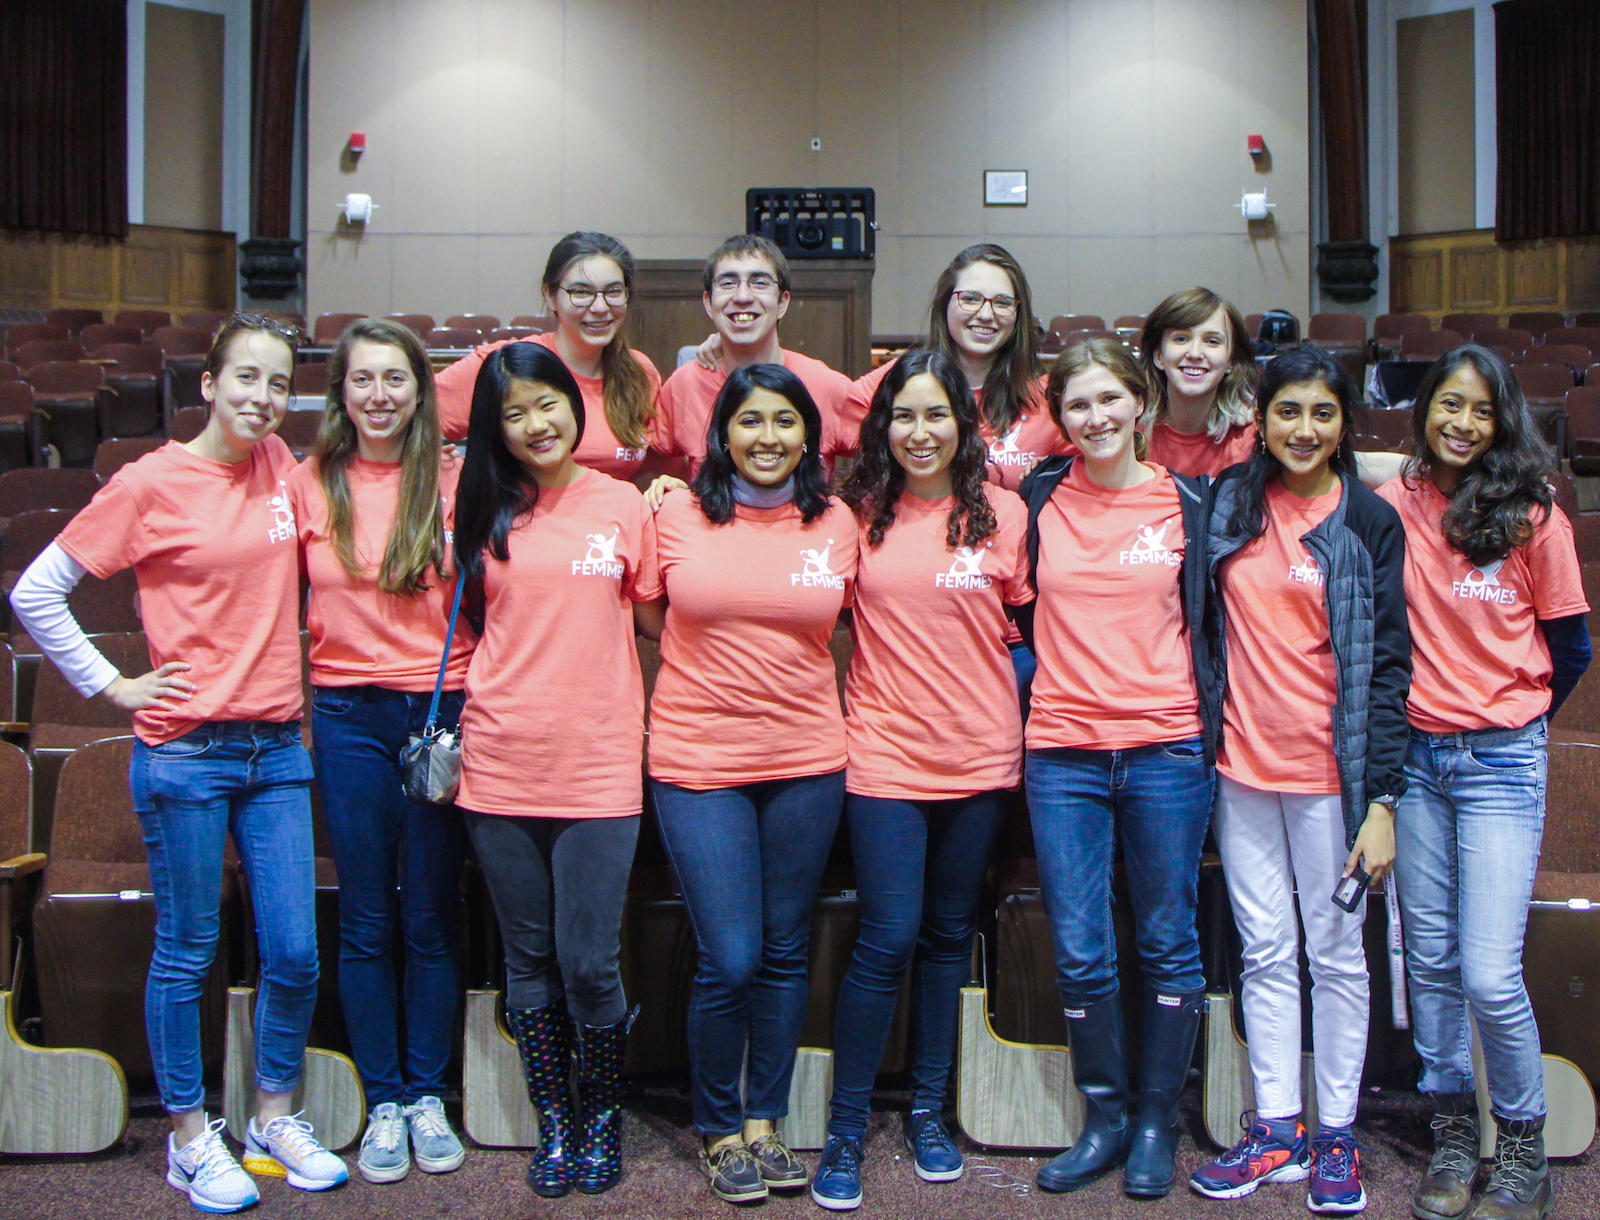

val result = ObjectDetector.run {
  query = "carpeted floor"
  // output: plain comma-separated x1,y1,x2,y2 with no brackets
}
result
1,1085,1595,1219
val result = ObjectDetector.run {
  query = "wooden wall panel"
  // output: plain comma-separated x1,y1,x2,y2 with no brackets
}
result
0,226,236,317
1389,229,1600,321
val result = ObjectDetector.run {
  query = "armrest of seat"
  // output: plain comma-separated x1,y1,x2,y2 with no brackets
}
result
0,852,46,879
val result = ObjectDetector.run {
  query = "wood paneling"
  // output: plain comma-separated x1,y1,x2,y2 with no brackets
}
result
1390,229,1600,321
0,225,236,317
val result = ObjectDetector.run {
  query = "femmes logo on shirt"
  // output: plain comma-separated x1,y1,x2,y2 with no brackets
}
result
572,526,625,579
1453,558,1517,604
1119,522,1181,566
1287,554,1325,586
792,539,846,589
987,423,1034,467
265,481,296,544
935,545,995,590
616,446,646,463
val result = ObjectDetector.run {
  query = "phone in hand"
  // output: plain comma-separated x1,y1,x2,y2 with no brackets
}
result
1332,865,1371,913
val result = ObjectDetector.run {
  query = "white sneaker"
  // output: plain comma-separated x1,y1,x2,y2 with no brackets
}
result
403,1096,466,1173
357,1102,410,1184
166,1116,261,1213
244,1111,350,1191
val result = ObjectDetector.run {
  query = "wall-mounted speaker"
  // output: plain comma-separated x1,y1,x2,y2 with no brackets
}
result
746,189,875,260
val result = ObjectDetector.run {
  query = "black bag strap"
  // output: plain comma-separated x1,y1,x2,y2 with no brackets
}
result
423,576,465,735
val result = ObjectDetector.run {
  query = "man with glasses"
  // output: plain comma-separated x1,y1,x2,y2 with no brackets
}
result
655,235,855,477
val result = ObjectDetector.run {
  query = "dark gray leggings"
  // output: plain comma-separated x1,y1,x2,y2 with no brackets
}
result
462,811,639,1026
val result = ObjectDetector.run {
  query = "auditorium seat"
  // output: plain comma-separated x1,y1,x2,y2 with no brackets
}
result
5,326,70,358
487,328,536,343
0,742,38,987
1558,327,1600,356
0,362,19,382
509,315,556,334
43,310,103,338
1050,315,1104,336
0,382,33,474
1063,329,1124,347
1442,312,1498,341
1308,312,1367,345
1039,330,1065,355
1588,364,1600,388
1578,313,1600,329
1482,327,1534,359
79,324,144,354
1,508,72,595
1510,311,1566,337
169,405,206,442
26,632,145,853
1513,363,1576,406
1373,312,1432,358
1566,388,1600,478
446,314,499,335
0,468,99,525
312,312,364,345
1528,345,1593,372
1400,330,1464,361
92,437,163,482
267,311,307,333
277,410,322,457
426,327,479,350
387,314,436,337
31,736,234,1082
13,340,85,371
155,333,209,425
1113,314,1146,335
112,310,173,336
97,344,163,438
292,362,330,396
149,326,210,358
1364,409,1413,452
180,310,229,335
21,362,106,467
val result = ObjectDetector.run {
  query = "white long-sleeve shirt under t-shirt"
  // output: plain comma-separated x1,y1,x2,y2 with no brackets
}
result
10,542,122,697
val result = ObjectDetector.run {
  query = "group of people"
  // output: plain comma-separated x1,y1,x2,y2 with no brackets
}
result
9,229,1585,1220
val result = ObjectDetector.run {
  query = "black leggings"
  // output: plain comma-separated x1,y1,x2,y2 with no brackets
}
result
463,811,639,1026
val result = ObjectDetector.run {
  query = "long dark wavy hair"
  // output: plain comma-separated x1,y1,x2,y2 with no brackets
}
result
1404,344,1553,565
1224,344,1362,541
454,342,587,582
924,244,1042,436
840,348,996,549
691,363,829,525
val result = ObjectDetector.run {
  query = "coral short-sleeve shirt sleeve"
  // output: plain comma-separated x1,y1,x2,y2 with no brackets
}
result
647,491,857,788
1027,462,1202,751
1144,421,1258,480
1378,476,1588,733
1217,482,1342,794
845,486,1031,799
288,454,477,691
456,468,661,818
56,438,304,745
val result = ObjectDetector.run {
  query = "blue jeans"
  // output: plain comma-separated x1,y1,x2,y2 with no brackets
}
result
311,685,467,1107
652,771,845,1137
1025,740,1211,1005
1009,642,1037,716
1394,718,1549,1119
131,721,318,1114
827,791,1006,1137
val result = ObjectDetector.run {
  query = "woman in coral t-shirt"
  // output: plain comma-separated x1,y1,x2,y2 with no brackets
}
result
1193,345,1409,1213
434,231,665,482
285,317,473,1185
1381,345,1588,1220
1016,338,1214,1201
804,350,1030,1209
637,363,856,1207
451,342,660,1200
10,315,347,1211
1137,286,1261,478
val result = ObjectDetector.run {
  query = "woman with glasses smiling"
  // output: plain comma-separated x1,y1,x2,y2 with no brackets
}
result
436,231,665,481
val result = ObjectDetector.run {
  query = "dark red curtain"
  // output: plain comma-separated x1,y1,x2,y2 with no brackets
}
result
1495,0,1600,241
0,0,128,239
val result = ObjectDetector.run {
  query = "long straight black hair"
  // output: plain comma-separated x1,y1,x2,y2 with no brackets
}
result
1405,344,1553,565
1223,343,1362,540
840,347,995,548
691,363,829,524
454,342,587,581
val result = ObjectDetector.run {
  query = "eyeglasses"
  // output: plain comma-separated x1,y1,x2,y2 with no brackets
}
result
560,284,629,308
711,273,781,295
951,290,1018,318
235,312,303,343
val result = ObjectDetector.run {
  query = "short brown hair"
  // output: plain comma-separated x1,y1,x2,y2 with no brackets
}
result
203,312,300,380
702,234,791,296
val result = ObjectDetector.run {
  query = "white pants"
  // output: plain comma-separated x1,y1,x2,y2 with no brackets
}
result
1214,775,1369,1128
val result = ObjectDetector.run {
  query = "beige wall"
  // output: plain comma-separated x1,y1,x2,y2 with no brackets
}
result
144,3,225,232
307,0,1311,337
1396,10,1476,237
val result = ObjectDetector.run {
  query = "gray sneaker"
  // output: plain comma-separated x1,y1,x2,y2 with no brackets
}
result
404,1096,466,1174
358,1102,410,1184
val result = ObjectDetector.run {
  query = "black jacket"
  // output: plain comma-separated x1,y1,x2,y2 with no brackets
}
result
1202,468,1412,847
1016,455,1218,767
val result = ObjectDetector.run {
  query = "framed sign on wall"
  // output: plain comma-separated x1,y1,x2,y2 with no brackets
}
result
984,170,1028,207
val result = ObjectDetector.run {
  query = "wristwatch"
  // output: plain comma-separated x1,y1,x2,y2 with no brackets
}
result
1371,793,1400,811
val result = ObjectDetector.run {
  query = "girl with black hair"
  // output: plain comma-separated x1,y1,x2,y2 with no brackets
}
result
1380,345,1588,1220
1192,344,1410,1215
808,351,1032,1210
636,363,856,1206
452,342,661,1200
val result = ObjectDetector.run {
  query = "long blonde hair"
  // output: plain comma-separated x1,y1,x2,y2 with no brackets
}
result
314,318,446,595
1138,286,1258,441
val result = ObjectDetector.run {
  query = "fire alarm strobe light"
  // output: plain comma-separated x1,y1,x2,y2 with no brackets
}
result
1247,134,1265,156
348,132,366,154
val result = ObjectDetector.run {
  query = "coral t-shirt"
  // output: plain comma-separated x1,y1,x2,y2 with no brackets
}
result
288,453,477,691
434,332,663,478
1218,481,1342,793
1378,476,1587,733
845,486,1032,799
1027,461,1202,750
844,362,1068,491
1144,421,1257,479
56,438,304,745
647,490,857,788
456,467,661,817
653,349,855,475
